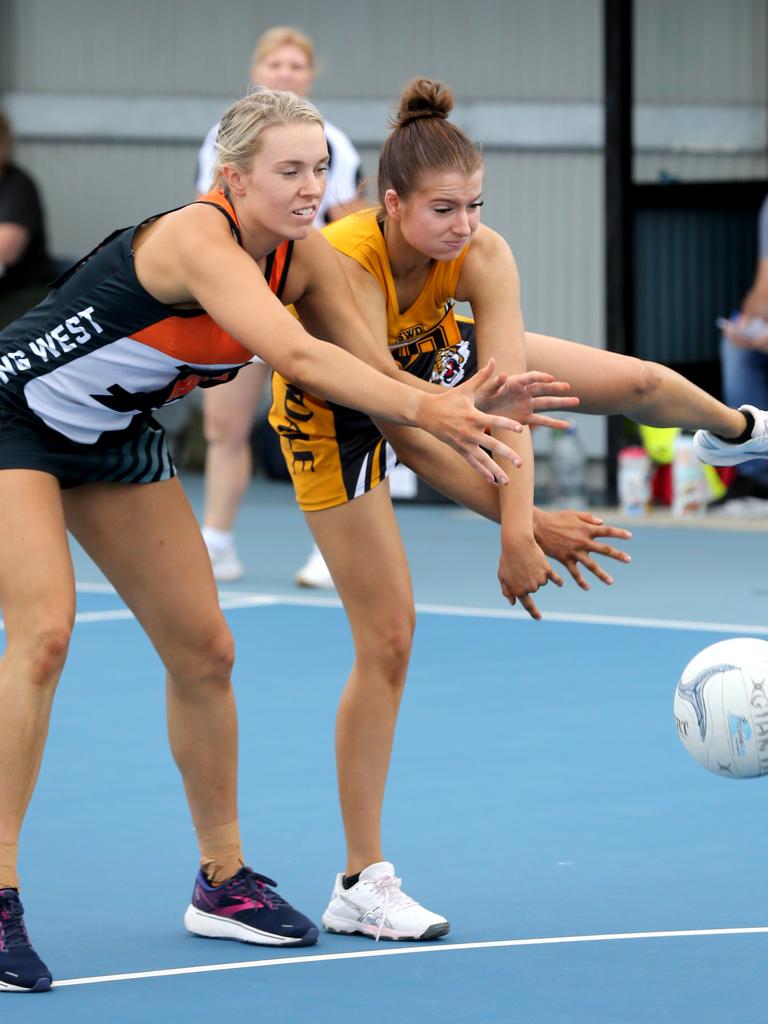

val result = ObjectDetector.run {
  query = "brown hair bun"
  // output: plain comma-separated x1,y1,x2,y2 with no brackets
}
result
392,79,454,129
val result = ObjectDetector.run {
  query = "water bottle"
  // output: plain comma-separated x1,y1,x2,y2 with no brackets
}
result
617,446,651,516
672,433,708,517
550,425,588,508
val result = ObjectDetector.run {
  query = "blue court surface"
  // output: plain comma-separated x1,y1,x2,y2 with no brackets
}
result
3,475,768,1023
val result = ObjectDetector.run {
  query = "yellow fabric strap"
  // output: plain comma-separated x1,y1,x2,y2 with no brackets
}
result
195,821,243,887
0,843,19,890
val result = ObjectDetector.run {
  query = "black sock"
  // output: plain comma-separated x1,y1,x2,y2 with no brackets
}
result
715,410,754,444
342,872,361,890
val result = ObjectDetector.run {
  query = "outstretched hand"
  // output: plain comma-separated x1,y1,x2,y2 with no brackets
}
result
498,533,563,621
533,508,632,589
475,369,579,429
420,360,534,485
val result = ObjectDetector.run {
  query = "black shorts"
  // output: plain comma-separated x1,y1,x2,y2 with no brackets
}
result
0,399,176,489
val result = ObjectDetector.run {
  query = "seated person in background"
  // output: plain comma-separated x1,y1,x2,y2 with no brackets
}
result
714,194,768,512
0,112,55,327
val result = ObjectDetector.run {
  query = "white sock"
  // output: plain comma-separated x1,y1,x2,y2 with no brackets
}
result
202,526,234,551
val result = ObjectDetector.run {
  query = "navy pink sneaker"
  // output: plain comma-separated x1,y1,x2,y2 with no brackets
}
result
183,867,319,947
0,889,52,993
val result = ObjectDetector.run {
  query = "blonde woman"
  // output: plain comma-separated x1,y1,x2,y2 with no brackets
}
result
0,89,570,991
197,26,365,582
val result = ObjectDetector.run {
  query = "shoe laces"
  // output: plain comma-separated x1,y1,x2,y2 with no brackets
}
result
229,869,289,911
366,873,417,941
0,890,31,952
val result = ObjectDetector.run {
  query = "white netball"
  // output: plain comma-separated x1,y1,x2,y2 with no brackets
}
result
674,637,768,778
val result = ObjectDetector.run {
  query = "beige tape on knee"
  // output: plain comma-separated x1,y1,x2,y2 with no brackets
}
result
0,843,19,890
195,821,243,887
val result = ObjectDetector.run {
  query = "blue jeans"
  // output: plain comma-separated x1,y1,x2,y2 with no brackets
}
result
720,335,768,481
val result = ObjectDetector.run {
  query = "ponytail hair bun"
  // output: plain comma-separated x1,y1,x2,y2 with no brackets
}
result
391,79,454,129
377,78,482,206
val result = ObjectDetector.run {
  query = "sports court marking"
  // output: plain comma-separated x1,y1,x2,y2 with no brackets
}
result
53,925,768,989
30,583,768,637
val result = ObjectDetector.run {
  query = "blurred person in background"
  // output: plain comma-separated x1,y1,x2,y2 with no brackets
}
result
711,194,768,514
197,26,365,584
0,112,55,329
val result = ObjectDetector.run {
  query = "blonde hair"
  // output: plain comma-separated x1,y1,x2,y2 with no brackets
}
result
250,26,315,72
212,89,324,188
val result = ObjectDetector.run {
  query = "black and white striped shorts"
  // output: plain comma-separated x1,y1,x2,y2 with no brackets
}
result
0,400,176,489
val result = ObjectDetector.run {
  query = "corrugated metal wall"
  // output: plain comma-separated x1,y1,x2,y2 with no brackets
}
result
2,0,767,457
3,0,603,99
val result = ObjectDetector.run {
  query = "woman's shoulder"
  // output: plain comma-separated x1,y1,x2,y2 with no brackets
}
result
323,209,382,257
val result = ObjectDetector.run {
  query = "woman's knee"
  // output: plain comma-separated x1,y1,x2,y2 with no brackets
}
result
7,617,74,686
169,621,236,689
356,611,416,687
625,357,663,407
203,405,252,447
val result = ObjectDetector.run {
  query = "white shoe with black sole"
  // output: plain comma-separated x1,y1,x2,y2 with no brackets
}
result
321,861,449,941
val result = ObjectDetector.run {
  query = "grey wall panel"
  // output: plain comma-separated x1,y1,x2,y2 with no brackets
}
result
14,139,200,258
635,152,768,183
5,0,602,101
636,0,768,104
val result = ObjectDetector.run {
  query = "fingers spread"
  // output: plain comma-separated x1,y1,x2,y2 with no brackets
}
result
527,414,573,430
548,567,565,588
484,436,523,467
581,556,613,585
565,561,590,590
591,542,631,563
520,594,542,620
486,415,524,435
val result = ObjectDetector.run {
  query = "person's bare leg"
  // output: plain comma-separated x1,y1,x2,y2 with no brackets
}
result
306,484,415,877
63,479,238,842
65,477,319,945
202,363,269,532
524,332,747,436
0,472,75,891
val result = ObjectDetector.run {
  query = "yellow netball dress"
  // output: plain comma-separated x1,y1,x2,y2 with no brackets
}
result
269,210,476,511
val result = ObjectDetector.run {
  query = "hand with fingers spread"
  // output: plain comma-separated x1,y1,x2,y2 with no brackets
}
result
416,359,529,485
475,369,580,430
532,508,632,590
497,533,563,621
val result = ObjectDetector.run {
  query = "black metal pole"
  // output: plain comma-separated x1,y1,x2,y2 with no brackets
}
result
604,0,634,501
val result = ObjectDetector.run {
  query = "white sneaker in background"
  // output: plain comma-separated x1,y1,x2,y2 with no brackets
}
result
203,531,244,582
321,861,450,941
694,405,768,466
294,544,335,589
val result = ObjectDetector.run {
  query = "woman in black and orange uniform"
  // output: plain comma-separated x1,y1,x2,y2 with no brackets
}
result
0,89,571,992
270,79,768,942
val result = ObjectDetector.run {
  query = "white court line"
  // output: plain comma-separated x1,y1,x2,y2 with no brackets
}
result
53,925,768,989
1,586,765,636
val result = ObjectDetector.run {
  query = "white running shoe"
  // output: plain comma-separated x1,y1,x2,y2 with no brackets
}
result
693,405,768,466
294,544,335,589
206,539,244,582
321,861,450,941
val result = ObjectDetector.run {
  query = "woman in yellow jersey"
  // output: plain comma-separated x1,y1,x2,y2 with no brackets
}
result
0,87,577,989
270,78,768,941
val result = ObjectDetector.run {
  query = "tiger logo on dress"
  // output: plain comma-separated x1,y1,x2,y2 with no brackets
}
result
430,338,471,388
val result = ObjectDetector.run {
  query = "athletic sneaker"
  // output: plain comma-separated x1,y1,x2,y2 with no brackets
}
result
184,867,319,947
321,861,450,941
693,405,768,467
0,889,52,993
205,538,244,582
294,544,335,589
